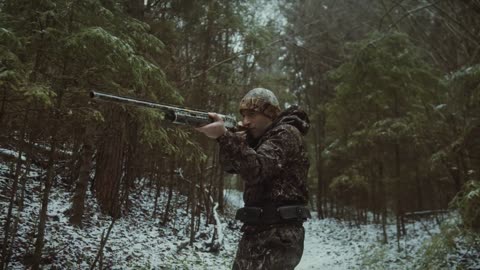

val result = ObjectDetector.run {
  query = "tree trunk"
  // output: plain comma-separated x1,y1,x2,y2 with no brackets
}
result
152,163,161,218
67,131,83,188
217,160,225,213
372,175,378,223
314,118,325,219
32,123,58,270
4,145,32,269
189,167,197,245
69,126,94,226
121,115,139,214
1,116,26,270
394,142,403,246
0,87,7,126
378,161,388,244
1,109,29,262
94,108,125,218
415,163,423,210
125,0,144,20
162,158,175,224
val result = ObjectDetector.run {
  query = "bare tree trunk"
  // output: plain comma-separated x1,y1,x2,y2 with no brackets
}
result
217,160,225,214
94,108,125,218
121,115,138,214
189,168,196,245
372,189,378,223
4,146,33,270
394,142,402,250
70,126,94,226
89,218,116,270
0,87,7,126
152,163,162,218
314,122,325,219
393,90,403,247
199,162,210,226
32,122,59,270
162,158,175,224
67,131,83,188
378,161,388,244
1,111,27,270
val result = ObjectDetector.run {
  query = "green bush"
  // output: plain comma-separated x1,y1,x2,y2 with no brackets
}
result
452,180,480,233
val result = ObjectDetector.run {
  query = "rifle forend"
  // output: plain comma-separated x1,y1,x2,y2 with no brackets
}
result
89,90,238,129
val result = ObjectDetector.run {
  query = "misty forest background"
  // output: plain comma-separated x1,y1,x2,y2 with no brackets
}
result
0,0,479,269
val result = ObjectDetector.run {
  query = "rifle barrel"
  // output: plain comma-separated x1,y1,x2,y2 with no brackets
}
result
89,90,237,129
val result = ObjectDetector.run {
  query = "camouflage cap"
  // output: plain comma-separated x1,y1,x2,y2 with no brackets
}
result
239,88,281,119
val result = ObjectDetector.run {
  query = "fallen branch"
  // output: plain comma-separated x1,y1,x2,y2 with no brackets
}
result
208,202,223,252
89,218,116,270
404,209,449,219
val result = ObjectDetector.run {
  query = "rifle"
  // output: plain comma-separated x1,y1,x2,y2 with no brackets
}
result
89,91,238,129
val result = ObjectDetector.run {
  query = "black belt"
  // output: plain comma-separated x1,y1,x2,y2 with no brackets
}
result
235,205,311,225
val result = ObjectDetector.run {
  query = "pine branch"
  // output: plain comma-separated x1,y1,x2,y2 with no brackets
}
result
387,0,442,32
428,1,480,46
178,39,284,86
378,0,407,30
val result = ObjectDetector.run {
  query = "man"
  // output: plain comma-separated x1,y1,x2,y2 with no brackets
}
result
196,88,311,270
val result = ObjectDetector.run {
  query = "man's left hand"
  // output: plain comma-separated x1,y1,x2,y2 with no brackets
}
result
195,113,227,139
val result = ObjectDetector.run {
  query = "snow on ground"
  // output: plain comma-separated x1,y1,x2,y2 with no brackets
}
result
298,216,440,270
0,148,26,161
1,159,478,269
221,189,445,270
223,189,244,209
0,161,243,269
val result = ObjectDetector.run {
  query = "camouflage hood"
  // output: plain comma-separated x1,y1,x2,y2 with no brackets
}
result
245,105,310,147
272,105,310,136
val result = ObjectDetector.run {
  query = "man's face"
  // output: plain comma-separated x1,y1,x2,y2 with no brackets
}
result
241,109,273,138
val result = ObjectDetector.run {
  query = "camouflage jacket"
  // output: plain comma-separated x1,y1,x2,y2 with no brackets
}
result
216,105,310,207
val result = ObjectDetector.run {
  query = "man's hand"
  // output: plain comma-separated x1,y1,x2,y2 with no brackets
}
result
195,113,227,139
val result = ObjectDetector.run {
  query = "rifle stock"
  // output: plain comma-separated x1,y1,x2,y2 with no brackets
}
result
89,91,238,129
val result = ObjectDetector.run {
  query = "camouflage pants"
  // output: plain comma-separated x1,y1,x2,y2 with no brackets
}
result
232,224,305,270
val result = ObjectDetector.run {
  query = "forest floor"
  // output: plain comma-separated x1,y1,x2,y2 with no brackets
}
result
1,159,479,269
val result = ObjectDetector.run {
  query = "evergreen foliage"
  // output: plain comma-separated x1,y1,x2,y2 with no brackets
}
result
1,0,479,268
324,32,444,218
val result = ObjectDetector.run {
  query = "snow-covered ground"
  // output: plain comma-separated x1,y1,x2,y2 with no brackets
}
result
298,216,439,270
0,160,245,269
0,148,26,161
1,159,479,269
